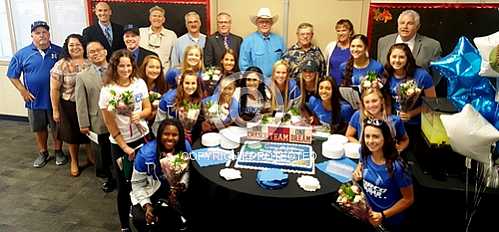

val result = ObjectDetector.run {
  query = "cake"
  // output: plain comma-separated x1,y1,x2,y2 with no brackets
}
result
235,141,315,174
322,141,344,159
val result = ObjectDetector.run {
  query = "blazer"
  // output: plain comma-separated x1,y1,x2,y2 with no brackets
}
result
135,47,158,68
377,33,442,70
75,65,108,134
203,32,243,68
82,22,126,60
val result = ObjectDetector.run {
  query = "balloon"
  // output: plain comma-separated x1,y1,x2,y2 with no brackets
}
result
471,98,498,123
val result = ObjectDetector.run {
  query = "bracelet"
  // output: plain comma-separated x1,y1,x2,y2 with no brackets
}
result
112,132,121,139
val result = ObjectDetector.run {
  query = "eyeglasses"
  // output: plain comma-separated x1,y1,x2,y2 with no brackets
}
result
88,48,104,55
364,118,383,126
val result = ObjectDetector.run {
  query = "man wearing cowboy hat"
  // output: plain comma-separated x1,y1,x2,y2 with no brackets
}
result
239,7,286,78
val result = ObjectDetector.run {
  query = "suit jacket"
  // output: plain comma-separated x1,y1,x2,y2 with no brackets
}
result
135,47,158,68
82,22,126,60
75,65,108,134
203,32,243,68
377,33,442,70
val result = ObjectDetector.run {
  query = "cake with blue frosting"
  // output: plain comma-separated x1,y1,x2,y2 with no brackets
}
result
235,141,315,174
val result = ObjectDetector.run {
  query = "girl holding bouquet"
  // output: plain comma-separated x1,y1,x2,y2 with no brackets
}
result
158,70,204,143
131,118,192,232
137,55,168,125
269,60,301,113
346,87,409,152
340,34,384,87
352,119,414,231
307,77,353,134
201,77,239,132
383,43,436,158
236,66,272,123
99,49,151,232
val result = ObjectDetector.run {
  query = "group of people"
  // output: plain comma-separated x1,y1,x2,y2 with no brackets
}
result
6,2,445,231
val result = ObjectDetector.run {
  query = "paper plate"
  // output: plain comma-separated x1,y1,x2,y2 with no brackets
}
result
219,126,247,144
327,134,348,145
322,141,344,159
344,143,361,159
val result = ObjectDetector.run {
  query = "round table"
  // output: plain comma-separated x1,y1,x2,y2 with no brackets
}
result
187,139,364,230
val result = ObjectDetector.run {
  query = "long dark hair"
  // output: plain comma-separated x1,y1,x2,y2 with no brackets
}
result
104,49,137,85
219,48,239,74
342,34,369,86
137,55,168,94
360,119,401,176
318,76,343,133
156,118,187,156
239,66,269,114
174,69,204,109
61,34,86,60
382,43,418,84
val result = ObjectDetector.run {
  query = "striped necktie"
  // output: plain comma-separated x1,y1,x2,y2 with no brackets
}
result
104,27,113,46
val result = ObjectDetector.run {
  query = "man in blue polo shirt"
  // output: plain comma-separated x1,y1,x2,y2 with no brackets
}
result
239,7,286,78
7,21,67,168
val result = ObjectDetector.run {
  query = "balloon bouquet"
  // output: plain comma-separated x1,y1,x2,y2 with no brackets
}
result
432,36,499,231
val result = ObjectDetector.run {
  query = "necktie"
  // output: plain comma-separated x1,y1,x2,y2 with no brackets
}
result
223,36,229,49
104,27,113,46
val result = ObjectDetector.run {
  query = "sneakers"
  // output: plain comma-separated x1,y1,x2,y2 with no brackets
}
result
55,150,68,166
33,151,50,168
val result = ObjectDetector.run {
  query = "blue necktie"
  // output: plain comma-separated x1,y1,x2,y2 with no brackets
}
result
104,27,113,46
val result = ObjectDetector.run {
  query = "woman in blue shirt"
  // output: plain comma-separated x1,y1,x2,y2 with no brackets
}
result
340,34,384,86
237,66,271,123
325,19,354,84
269,60,301,112
352,119,414,231
201,77,239,132
131,118,192,232
346,87,409,152
307,77,353,134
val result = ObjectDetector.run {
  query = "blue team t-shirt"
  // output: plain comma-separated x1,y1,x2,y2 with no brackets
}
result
339,59,384,86
7,43,62,110
348,110,406,141
362,156,412,226
307,96,353,126
388,68,433,125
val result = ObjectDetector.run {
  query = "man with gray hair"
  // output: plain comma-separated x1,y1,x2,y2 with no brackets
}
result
139,6,178,70
282,22,326,80
377,9,442,72
204,12,243,68
171,11,206,66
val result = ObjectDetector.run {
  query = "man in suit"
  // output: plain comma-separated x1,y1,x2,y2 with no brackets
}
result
204,12,243,69
75,41,115,192
123,24,158,68
82,1,125,60
377,9,442,74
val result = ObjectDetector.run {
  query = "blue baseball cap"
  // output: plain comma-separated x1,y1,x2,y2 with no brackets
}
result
31,21,50,32
123,24,139,35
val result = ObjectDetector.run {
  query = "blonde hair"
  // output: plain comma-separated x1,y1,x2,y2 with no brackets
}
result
359,87,396,138
270,60,290,112
181,44,204,73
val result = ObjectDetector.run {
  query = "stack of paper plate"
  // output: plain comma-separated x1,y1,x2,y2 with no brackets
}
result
344,143,361,159
201,132,221,147
322,140,344,159
327,134,348,145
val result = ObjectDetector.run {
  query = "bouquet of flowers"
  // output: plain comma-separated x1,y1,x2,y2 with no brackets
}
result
179,100,201,131
107,89,134,116
159,151,190,206
202,66,222,94
361,71,384,90
149,91,162,107
336,182,371,222
396,79,421,112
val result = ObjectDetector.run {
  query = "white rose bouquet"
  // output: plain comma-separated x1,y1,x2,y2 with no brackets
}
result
360,71,384,91
336,183,371,222
148,91,162,107
159,151,190,206
202,66,222,94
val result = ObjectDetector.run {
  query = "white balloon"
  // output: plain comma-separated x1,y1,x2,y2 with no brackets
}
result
440,104,499,164
473,31,499,78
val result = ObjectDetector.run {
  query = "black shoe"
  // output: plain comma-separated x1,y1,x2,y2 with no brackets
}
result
101,179,116,193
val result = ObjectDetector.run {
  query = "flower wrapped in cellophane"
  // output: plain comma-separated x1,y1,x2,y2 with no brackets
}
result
178,100,200,129
336,182,370,222
159,151,190,206
202,66,222,95
396,79,421,112
360,71,384,91
107,89,134,116
148,91,162,107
